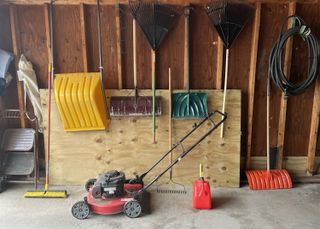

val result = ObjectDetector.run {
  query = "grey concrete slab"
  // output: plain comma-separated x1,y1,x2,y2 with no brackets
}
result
0,183,319,229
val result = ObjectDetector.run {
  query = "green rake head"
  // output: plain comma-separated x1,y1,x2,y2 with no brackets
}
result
172,92,208,119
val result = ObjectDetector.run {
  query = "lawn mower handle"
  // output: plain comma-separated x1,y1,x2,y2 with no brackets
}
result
135,110,227,196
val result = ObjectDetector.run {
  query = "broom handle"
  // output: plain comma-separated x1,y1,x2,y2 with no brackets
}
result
221,48,229,138
97,0,109,120
46,1,54,191
152,49,156,143
267,75,270,171
133,19,137,89
169,67,173,179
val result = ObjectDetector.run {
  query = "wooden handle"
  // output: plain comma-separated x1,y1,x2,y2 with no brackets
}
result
220,48,229,138
152,50,156,143
169,67,172,149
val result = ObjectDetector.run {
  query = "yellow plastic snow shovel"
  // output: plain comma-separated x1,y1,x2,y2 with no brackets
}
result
54,73,110,131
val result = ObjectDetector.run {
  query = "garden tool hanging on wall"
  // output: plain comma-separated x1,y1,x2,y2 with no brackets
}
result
54,0,110,131
130,0,178,143
157,68,186,194
172,6,208,119
205,1,254,137
24,0,67,198
110,12,162,117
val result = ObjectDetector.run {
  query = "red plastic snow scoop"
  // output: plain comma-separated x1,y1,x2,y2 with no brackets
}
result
246,77,292,190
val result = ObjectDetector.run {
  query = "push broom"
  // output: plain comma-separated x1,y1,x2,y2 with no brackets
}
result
25,1,67,198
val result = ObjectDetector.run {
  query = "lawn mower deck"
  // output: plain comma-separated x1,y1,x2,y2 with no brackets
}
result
72,182,144,219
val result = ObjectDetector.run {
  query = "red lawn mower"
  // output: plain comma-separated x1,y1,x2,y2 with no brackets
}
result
71,111,226,220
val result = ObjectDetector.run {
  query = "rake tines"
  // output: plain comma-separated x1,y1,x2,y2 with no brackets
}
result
129,0,179,51
156,179,187,195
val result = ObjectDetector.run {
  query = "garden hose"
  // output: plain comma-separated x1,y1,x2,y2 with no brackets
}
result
269,15,319,97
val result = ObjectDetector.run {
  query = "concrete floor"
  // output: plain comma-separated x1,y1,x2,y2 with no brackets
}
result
0,183,319,229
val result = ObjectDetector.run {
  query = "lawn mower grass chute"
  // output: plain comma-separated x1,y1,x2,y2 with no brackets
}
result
71,111,226,219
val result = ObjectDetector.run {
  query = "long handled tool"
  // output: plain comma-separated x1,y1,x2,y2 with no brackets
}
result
130,1,178,143
97,0,110,121
172,6,208,119
157,68,186,194
25,1,67,198
110,18,161,117
205,1,254,138
245,77,292,190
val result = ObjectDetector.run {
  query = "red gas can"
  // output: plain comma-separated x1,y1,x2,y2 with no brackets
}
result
193,179,212,209
193,164,212,209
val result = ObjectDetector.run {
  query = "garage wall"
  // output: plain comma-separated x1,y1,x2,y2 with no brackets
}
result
0,0,319,175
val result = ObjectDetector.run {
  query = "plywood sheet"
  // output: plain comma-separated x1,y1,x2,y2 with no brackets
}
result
40,89,241,187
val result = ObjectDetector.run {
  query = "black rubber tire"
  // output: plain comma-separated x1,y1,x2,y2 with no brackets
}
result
85,178,97,192
123,200,142,218
71,201,90,220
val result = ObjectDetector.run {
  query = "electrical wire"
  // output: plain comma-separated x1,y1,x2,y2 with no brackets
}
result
269,15,320,96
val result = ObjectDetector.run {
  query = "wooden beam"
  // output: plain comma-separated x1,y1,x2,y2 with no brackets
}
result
245,2,261,169
183,5,189,90
115,2,122,89
2,0,319,6
215,36,224,90
276,2,296,169
80,3,88,72
307,77,320,175
9,4,26,128
44,3,52,84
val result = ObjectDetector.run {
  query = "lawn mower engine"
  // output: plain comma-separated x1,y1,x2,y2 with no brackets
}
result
91,170,125,199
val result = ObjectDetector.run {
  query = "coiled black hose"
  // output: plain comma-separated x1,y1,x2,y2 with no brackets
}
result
269,15,320,96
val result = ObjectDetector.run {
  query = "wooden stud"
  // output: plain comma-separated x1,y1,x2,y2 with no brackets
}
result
3,0,319,6
80,3,88,72
9,4,26,128
246,2,261,169
115,2,122,89
183,5,189,90
216,37,224,90
44,4,51,64
276,2,296,169
307,77,320,175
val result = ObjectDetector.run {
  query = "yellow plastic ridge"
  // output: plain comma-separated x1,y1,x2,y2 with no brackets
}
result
54,72,110,131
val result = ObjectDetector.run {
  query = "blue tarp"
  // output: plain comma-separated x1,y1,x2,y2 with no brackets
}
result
0,49,14,79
